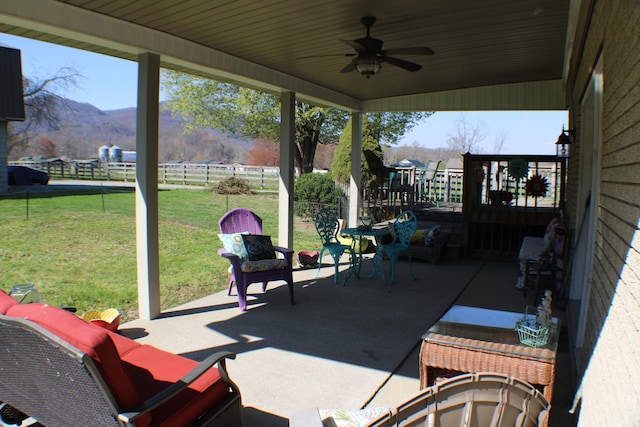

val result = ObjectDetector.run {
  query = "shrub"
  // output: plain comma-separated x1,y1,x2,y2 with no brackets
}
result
294,172,343,218
214,177,253,194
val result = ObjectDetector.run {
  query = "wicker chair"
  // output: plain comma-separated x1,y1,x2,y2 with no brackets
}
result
290,372,550,427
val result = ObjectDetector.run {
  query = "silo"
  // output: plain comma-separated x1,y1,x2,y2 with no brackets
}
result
109,145,122,163
99,145,110,163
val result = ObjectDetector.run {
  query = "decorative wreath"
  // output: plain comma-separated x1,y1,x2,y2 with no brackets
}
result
473,164,485,182
508,158,529,180
525,174,550,198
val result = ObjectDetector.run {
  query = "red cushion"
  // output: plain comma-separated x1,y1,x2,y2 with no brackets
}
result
0,290,18,314
108,328,143,355
119,344,231,427
6,304,146,423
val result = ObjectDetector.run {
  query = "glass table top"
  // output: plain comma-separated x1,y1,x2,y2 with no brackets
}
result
423,305,560,359
341,227,390,238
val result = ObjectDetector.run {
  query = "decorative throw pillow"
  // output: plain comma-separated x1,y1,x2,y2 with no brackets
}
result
424,226,441,247
241,234,276,261
411,229,427,245
218,232,249,259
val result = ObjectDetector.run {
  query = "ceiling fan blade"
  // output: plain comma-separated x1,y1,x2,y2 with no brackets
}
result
297,53,356,59
340,61,356,73
381,56,423,72
340,39,367,52
383,46,435,56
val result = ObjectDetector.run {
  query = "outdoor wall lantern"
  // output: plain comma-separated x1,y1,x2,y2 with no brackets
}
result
555,126,575,157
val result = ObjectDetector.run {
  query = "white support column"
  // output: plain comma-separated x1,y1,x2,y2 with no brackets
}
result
0,123,7,194
348,112,363,227
135,52,161,320
278,91,295,249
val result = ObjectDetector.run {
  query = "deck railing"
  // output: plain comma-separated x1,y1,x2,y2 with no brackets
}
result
462,153,567,259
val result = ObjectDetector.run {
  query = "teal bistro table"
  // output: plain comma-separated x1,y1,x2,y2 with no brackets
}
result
340,226,390,282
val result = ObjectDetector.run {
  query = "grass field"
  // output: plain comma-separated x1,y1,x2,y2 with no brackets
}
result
0,187,320,320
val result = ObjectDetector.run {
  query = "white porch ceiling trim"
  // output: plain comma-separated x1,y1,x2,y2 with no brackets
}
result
363,80,568,112
0,0,362,111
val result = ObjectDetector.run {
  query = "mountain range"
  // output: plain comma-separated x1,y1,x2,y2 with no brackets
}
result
10,97,455,169
10,98,252,163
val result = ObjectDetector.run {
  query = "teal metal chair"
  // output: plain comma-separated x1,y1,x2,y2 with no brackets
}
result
374,210,417,284
314,208,354,284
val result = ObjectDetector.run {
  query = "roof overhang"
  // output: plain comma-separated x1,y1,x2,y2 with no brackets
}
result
0,0,572,112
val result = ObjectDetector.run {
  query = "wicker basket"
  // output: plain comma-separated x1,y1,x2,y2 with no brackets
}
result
515,307,550,348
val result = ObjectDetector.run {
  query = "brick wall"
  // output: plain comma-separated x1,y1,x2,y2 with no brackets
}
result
570,1,640,425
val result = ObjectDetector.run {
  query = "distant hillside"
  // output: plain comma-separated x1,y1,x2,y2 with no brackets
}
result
10,98,252,163
9,97,457,168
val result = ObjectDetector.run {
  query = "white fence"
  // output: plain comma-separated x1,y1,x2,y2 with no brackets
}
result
9,160,280,189
9,159,464,203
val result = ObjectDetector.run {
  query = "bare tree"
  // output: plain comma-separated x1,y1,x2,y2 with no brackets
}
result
446,114,487,154
8,67,83,156
493,128,509,153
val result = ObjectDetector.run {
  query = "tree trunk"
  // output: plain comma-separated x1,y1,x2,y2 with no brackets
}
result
296,119,322,174
297,135,316,174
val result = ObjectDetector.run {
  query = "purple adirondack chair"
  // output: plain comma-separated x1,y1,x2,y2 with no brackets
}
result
218,208,295,311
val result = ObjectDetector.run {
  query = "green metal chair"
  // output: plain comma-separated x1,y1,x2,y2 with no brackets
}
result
374,210,417,284
314,208,355,284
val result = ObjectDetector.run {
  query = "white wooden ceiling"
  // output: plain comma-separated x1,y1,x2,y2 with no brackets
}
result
0,0,571,111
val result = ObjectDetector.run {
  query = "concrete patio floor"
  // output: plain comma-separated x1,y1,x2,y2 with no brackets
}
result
122,255,578,427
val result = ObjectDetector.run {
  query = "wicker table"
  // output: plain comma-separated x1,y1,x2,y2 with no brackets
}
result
420,305,560,405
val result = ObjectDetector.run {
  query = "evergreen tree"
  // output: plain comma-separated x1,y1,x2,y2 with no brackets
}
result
331,119,388,188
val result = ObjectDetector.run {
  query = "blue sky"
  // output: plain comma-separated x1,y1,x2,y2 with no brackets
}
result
1,33,568,155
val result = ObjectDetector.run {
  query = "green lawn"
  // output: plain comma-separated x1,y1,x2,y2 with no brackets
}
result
0,188,320,320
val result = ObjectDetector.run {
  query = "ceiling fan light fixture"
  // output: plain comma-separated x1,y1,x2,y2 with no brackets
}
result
300,16,432,76
354,54,382,78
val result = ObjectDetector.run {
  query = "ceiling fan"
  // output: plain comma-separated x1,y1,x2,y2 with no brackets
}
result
300,16,434,78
